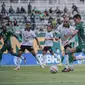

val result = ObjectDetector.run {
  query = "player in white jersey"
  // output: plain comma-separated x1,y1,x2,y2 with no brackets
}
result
14,23,43,70
55,17,75,72
42,25,60,66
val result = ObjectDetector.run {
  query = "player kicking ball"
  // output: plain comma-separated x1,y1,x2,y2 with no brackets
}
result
64,14,85,72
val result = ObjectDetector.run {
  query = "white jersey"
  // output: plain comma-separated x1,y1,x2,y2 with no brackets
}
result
20,29,36,46
44,31,54,46
56,24,75,45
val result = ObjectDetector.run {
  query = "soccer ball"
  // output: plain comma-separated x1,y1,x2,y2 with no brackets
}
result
50,65,58,73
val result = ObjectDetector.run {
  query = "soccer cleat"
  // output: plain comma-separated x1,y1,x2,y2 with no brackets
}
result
39,63,45,68
62,68,71,72
14,67,20,70
70,67,74,71
43,63,47,66
40,64,45,68
57,63,63,67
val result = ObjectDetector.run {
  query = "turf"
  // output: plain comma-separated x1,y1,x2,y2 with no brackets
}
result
0,65,85,85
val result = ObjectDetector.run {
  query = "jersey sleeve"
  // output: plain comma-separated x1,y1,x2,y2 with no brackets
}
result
55,26,61,38
31,31,37,38
75,24,81,30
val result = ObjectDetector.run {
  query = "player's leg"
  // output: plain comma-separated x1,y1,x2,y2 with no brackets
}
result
42,46,48,66
49,47,61,64
73,45,85,60
14,45,25,70
14,57,21,70
8,47,18,56
64,46,79,72
62,44,74,72
28,46,44,68
61,44,70,72
60,43,65,65
0,44,7,63
8,44,26,63
18,45,26,64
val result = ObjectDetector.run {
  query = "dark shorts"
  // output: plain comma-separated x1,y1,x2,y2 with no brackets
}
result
19,45,34,52
0,43,13,53
64,43,72,50
43,46,53,53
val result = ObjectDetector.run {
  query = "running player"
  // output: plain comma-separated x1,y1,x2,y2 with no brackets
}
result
0,25,26,64
42,25,61,67
15,22,43,70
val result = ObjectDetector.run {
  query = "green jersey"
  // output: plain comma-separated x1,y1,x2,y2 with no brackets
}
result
76,22,85,45
0,30,15,44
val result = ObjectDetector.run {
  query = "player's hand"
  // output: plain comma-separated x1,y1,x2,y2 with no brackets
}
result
55,37,59,41
45,38,48,40
39,45,42,50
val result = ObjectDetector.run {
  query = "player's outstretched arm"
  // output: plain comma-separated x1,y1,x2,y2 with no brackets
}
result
64,30,78,46
35,37,42,49
10,32,22,42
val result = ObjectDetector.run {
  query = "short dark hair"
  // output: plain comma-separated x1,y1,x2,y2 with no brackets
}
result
73,14,81,19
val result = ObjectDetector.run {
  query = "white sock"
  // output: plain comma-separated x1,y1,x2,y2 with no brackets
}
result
43,55,47,64
21,56,24,60
16,57,20,69
65,55,69,69
69,63,74,70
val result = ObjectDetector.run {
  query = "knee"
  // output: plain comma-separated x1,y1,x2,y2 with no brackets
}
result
0,50,2,54
43,51,46,55
18,51,23,56
61,51,65,56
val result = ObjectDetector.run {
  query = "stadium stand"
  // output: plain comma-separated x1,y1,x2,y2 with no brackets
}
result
0,0,85,33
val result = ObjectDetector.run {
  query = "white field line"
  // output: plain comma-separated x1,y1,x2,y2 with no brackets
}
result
0,80,85,84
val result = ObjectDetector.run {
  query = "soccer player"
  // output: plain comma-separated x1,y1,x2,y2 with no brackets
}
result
55,17,75,72
65,14,85,69
0,25,25,64
42,25,61,66
15,22,43,70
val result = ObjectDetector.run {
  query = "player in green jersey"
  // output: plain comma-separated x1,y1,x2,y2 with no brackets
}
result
0,25,25,64
64,14,85,72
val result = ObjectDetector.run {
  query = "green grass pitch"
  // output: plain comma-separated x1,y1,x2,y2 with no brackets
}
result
0,65,85,85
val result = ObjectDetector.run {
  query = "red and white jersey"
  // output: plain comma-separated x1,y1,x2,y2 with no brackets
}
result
21,29,36,46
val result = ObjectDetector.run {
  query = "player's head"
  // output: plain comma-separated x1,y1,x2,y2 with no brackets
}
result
47,25,53,32
25,22,31,31
63,17,70,28
73,14,81,24
2,25,6,32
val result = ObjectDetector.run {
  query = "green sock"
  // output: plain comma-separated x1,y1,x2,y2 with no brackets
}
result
61,56,64,63
0,54,2,63
68,54,74,63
